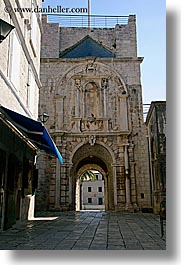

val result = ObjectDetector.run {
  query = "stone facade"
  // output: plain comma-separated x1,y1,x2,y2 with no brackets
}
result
37,15,151,212
146,101,166,214
0,0,42,229
0,0,42,119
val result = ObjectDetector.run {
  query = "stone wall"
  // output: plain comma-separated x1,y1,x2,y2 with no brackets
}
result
0,0,42,229
41,15,137,59
37,14,151,212
146,101,166,213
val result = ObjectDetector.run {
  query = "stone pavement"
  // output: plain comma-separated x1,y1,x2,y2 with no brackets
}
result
0,211,166,250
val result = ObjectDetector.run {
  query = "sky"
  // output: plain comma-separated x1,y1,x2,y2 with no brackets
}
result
42,0,166,104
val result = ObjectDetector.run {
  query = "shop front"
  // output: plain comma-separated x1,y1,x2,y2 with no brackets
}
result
0,106,63,230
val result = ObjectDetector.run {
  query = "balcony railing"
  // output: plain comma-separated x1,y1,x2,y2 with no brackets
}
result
46,14,129,28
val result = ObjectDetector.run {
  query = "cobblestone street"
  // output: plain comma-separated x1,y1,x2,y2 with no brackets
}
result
0,211,166,250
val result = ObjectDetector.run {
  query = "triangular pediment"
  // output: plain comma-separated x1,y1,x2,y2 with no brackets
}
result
60,35,115,58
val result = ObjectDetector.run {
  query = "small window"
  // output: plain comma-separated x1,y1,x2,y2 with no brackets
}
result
88,187,91,192
98,198,103,205
88,198,92,204
98,187,102,192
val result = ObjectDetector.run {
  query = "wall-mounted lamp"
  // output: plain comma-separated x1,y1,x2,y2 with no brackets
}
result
0,19,15,43
38,113,49,124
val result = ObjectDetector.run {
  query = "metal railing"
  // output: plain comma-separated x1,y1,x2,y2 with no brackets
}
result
46,14,129,28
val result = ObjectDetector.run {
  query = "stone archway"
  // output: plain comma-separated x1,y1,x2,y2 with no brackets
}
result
70,143,116,211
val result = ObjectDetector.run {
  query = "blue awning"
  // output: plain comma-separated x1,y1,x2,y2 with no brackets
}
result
0,106,63,164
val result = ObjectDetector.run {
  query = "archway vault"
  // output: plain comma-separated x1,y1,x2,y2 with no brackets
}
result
77,164,106,179
70,143,116,211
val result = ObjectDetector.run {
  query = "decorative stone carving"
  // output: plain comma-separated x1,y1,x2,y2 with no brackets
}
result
85,63,97,73
56,76,67,95
81,118,104,132
114,76,126,94
71,106,75,116
89,135,96,146
88,113,96,122
101,78,109,89
69,118,81,132
75,79,81,89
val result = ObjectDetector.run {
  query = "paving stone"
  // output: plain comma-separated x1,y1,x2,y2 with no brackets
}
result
0,211,166,250
89,244,107,250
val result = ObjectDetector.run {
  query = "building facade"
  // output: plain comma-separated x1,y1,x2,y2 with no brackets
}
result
37,14,151,213
0,0,42,118
0,0,42,229
146,101,166,214
82,171,105,210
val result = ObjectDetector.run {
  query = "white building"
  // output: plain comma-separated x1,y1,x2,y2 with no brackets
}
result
82,171,105,210
0,0,42,229
0,0,42,118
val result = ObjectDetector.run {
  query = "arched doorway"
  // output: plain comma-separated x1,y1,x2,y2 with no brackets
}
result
70,143,116,211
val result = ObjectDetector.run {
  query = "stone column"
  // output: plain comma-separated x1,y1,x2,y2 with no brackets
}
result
98,90,102,117
80,88,83,117
103,88,107,117
68,163,73,209
75,178,81,211
124,144,133,211
104,174,108,210
112,165,118,208
55,159,60,208
56,96,65,130
75,88,80,117
124,145,129,174
74,79,81,117
119,97,128,131
82,89,86,118
35,151,49,212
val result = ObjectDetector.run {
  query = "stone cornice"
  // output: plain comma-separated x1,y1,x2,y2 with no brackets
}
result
40,57,144,64
50,130,130,137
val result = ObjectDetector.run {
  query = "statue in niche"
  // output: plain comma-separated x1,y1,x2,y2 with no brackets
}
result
85,82,99,118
